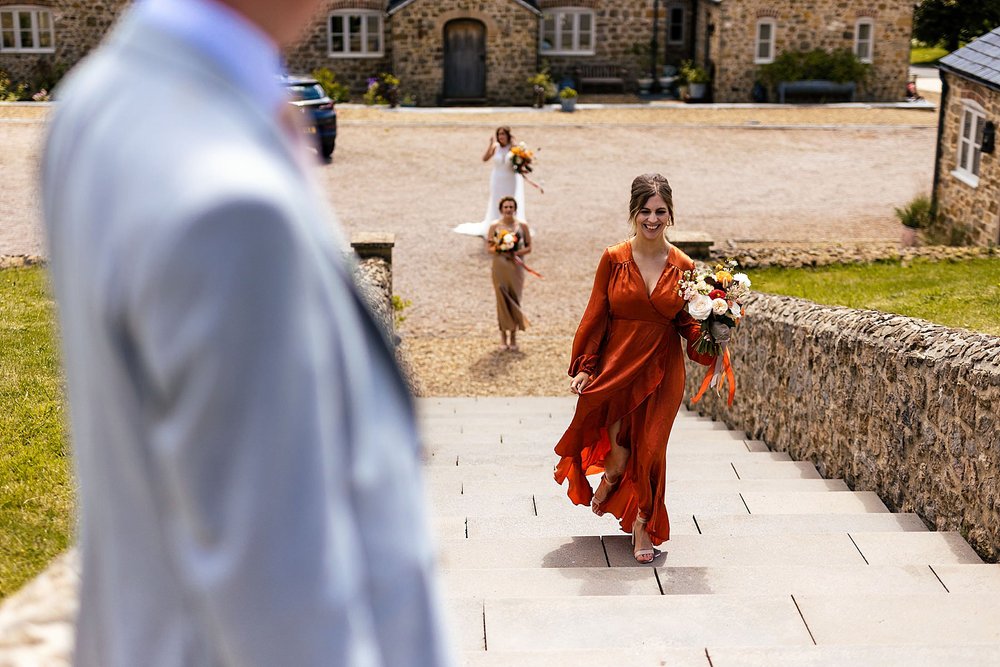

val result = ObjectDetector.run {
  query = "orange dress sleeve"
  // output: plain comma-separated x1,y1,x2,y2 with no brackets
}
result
674,310,716,367
568,249,612,377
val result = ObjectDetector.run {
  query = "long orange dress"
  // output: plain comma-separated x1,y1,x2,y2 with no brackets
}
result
554,241,715,545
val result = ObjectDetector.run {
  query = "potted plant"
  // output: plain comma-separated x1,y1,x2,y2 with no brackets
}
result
679,60,710,100
527,69,556,108
559,86,578,112
894,194,932,247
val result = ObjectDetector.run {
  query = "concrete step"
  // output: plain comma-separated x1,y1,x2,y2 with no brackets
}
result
438,451,791,467
477,595,813,651
428,478,850,497
657,564,945,595
461,649,711,667
927,563,1000,592
424,436,754,454
438,534,869,570
740,491,889,514
440,567,661,598
460,513,928,539
849,531,982,565
705,645,1000,667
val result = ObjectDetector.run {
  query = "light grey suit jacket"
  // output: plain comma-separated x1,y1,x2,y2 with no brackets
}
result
42,11,452,667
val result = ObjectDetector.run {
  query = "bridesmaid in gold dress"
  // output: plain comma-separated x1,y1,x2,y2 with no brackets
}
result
486,196,532,351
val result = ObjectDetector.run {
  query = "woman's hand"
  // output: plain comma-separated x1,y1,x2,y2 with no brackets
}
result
569,372,592,394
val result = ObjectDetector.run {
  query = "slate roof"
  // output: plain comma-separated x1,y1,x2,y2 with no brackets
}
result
387,0,539,14
939,27,1000,91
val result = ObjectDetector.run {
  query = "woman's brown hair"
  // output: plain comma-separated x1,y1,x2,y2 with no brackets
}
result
498,195,518,212
495,126,512,145
627,173,674,236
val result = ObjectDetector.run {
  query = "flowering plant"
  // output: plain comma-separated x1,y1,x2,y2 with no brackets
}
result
677,259,751,404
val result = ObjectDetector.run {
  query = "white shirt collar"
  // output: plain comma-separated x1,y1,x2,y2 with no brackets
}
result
134,0,287,114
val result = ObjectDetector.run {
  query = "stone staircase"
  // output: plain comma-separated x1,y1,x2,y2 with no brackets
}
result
419,397,1000,666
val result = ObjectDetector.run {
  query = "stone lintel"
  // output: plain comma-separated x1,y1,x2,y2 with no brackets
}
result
351,232,395,263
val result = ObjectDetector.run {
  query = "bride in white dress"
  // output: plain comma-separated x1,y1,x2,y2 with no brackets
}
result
453,126,525,237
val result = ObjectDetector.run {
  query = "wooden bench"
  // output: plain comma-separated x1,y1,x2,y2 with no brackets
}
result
571,63,629,93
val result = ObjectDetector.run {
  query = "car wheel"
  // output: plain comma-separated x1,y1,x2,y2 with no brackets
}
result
321,136,335,160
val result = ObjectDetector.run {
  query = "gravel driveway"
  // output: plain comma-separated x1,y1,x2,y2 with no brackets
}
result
1,104,938,395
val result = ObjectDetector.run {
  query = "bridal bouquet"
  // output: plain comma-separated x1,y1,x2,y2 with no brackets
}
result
509,142,535,176
677,259,751,405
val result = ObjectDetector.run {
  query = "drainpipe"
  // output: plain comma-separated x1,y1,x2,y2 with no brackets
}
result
931,71,950,219
690,0,699,63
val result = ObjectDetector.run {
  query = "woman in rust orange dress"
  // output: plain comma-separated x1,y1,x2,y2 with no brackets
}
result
554,173,716,563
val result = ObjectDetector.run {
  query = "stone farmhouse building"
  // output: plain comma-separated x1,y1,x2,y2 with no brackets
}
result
934,29,1000,247
2,0,912,105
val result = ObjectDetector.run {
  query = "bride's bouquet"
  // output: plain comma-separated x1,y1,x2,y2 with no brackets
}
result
677,259,751,405
509,142,534,176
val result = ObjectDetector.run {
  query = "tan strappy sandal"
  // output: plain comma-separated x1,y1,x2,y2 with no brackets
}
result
632,515,655,564
590,472,619,516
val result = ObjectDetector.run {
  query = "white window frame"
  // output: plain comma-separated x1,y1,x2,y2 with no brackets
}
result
0,6,55,54
540,8,596,56
854,18,874,64
953,100,986,188
667,5,686,45
327,10,384,58
754,18,776,64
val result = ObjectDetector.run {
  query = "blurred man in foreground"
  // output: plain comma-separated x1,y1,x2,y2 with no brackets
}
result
41,1,453,665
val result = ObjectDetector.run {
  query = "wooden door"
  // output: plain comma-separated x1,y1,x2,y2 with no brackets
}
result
443,19,486,100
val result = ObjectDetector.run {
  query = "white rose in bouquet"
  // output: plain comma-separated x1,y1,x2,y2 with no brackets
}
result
688,294,713,320
711,298,729,315
730,303,742,319
732,273,751,287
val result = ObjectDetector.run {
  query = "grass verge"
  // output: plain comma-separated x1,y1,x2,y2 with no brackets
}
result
752,257,1000,335
0,266,73,599
910,45,949,65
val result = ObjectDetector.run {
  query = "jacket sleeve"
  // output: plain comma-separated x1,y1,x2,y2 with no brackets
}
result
674,309,717,367
569,249,612,377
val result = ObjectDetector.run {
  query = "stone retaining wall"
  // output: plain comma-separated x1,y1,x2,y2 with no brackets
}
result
684,293,1000,560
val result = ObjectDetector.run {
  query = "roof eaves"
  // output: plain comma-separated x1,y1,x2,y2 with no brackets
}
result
389,0,541,16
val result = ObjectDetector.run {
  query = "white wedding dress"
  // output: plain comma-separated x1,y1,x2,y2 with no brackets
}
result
453,143,525,237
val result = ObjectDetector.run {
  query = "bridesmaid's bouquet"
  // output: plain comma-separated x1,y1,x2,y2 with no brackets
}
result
677,259,751,405
493,228,520,254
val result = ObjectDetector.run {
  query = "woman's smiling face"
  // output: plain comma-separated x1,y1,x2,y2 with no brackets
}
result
635,194,672,240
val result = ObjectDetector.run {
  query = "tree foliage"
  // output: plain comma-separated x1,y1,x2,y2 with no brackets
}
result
913,0,1000,52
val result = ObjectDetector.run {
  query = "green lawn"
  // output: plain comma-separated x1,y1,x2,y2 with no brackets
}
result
0,266,73,599
910,44,950,65
752,257,1000,336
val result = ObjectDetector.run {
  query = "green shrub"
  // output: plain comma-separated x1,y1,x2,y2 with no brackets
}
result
759,48,871,87
527,68,556,100
679,60,710,85
559,86,578,99
311,67,351,103
0,70,27,102
894,195,933,229
391,294,412,327
363,72,400,106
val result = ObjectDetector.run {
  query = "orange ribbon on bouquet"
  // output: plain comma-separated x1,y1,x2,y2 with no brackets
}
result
692,344,736,406
513,255,544,279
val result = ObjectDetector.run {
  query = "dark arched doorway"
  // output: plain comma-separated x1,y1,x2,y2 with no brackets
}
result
443,19,486,102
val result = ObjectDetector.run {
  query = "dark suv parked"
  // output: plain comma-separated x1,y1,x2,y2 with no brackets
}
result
281,75,337,160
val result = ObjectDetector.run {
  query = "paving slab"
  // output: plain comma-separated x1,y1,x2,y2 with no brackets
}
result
707,645,1000,667
731,461,821,479
535,491,749,519
432,516,468,539
694,513,928,536
440,567,661,598
483,595,813,651
465,514,700,539
656,564,944,595
427,493,536,518
604,533,866,568
444,451,791,467
439,536,608,569
462,648,711,666
431,477,848,497
442,597,486,651
928,563,1000,592
425,438,755,457
795,593,1000,645
741,491,889,514
849,531,983,565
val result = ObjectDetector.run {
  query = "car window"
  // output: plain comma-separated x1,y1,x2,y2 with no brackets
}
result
286,84,325,101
